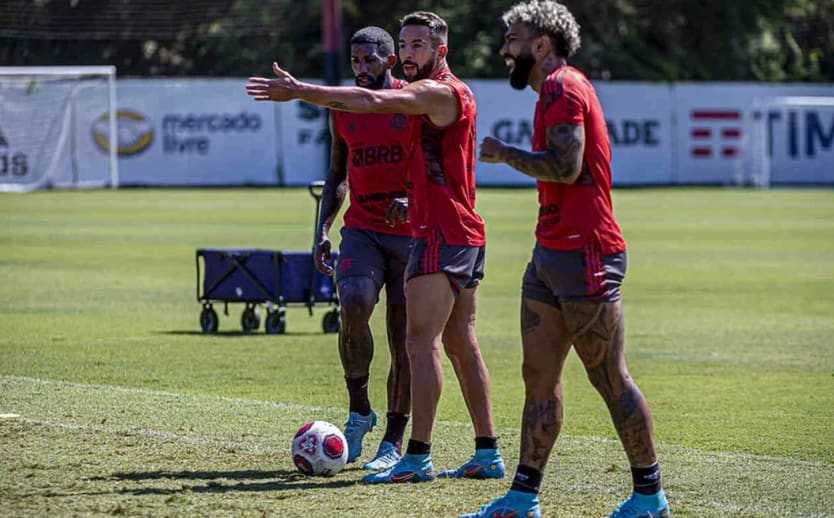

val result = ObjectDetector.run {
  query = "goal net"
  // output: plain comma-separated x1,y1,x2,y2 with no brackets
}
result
0,66,118,192
741,96,834,188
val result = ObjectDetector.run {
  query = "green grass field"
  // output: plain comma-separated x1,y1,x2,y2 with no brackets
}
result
1,187,833,517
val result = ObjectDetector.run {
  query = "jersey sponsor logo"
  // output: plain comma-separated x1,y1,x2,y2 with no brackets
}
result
356,190,407,204
390,114,408,131
351,144,403,167
538,203,560,225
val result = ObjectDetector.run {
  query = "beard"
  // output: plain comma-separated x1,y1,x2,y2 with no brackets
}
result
355,73,386,90
509,54,535,90
402,51,437,81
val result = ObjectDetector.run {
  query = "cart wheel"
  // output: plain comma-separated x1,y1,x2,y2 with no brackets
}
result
241,305,261,332
200,305,218,334
322,309,340,334
264,310,286,335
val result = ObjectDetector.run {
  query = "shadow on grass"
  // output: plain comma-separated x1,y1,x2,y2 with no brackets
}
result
83,468,356,495
158,330,327,337
96,469,291,481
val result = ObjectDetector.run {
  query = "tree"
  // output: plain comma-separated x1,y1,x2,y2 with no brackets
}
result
1,0,831,81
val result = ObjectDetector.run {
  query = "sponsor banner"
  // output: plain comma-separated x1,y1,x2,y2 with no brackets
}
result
87,79,278,186
673,83,834,185
278,95,330,186
598,83,674,185
470,81,675,186
469,81,538,186
9,77,827,188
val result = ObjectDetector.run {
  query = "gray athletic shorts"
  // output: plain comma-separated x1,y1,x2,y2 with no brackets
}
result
521,243,626,305
405,232,485,294
336,227,411,305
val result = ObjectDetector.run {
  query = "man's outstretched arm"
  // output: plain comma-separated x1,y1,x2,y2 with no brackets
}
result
246,62,456,123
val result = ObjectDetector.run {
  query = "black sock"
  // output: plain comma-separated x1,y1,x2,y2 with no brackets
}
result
474,436,498,450
382,412,409,453
510,464,543,494
632,462,662,495
405,439,431,455
345,375,371,416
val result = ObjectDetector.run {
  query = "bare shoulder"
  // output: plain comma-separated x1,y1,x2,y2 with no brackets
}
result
404,79,458,125
404,79,454,99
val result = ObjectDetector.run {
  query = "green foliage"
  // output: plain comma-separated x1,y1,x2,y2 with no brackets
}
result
1,0,832,80
1,187,833,516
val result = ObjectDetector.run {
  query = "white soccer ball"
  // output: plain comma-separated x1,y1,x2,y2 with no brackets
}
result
291,421,348,476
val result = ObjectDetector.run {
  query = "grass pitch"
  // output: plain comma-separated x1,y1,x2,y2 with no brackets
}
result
1,187,833,517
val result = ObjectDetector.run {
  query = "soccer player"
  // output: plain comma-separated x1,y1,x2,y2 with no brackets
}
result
247,11,505,484
314,26,411,471
460,2,670,517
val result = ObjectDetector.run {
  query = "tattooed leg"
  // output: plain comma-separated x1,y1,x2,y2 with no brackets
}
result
517,298,573,470
563,300,658,467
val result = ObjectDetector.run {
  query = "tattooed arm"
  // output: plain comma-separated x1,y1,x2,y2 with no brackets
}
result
479,123,585,184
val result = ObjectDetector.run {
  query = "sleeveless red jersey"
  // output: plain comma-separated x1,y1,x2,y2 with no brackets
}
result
407,68,485,246
331,79,411,236
532,65,625,254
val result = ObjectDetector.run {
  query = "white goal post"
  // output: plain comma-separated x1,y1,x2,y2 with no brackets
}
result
0,66,118,192
743,95,834,188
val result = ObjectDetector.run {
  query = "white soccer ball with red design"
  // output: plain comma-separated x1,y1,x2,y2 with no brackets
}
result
291,421,348,476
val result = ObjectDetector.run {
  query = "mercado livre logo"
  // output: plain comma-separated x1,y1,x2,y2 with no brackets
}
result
92,110,154,156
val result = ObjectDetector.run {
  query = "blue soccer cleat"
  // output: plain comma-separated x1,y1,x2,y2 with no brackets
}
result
438,448,506,479
607,490,670,518
361,453,435,484
363,440,402,471
343,410,377,463
458,489,541,518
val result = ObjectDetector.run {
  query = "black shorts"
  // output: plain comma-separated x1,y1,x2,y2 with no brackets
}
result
336,227,411,304
521,242,626,305
405,232,485,294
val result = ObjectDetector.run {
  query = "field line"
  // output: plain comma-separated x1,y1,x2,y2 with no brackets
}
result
2,374,832,470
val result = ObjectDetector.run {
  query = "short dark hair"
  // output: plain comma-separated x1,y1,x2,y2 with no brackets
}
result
502,0,581,58
400,11,448,47
350,26,396,57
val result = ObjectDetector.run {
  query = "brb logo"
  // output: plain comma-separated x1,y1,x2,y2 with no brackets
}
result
351,144,403,167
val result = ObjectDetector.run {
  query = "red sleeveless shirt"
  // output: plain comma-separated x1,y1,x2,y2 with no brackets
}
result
406,68,485,246
331,79,411,236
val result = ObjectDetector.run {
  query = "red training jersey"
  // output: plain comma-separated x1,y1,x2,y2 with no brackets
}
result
331,78,411,236
532,65,626,255
407,67,485,246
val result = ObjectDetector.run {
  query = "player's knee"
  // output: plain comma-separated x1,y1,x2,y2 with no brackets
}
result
585,364,628,399
338,285,376,320
521,361,555,393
